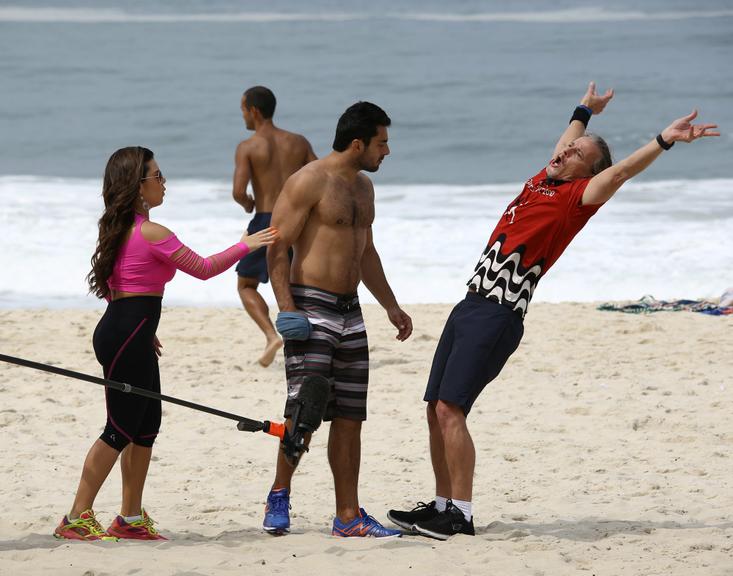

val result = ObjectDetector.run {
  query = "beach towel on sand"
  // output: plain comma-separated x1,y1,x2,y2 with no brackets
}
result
598,295,733,316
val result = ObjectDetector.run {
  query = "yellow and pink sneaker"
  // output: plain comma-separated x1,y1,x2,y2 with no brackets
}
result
54,509,117,541
106,508,167,540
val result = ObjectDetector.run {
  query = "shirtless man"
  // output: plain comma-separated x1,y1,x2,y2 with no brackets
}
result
261,102,413,538
232,86,317,367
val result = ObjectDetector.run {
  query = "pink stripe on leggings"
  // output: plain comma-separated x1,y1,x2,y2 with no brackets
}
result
104,317,148,443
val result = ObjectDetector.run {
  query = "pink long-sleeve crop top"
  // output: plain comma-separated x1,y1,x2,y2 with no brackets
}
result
107,213,250,294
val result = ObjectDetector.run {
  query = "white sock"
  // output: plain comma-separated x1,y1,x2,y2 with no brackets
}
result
435,495,448,512
451,498,472,521
122,513,143,523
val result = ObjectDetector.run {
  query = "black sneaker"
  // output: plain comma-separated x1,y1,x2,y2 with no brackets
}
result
387,501,439,531
413,502,475,540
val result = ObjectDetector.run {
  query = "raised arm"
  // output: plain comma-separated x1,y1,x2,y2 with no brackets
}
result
267,170,321,312
232,140,255,213
553,81,614,157
361,227,413,341
141,220,277,280
582,109,719,205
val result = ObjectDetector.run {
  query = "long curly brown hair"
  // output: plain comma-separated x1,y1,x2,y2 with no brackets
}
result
87,146,154,299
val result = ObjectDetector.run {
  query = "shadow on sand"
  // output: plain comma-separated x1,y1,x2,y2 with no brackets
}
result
478,517,733,541
3,518,732,551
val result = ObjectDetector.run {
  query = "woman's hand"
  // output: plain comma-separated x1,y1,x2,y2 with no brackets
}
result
153,335,163,357
241,226,279,250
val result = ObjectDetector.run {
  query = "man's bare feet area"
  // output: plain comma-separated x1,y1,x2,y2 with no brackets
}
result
259,337,284,367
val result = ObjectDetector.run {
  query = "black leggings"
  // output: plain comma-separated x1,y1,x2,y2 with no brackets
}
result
93,296,162,451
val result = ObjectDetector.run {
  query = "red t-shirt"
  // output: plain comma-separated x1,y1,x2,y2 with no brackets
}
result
467,168,602,317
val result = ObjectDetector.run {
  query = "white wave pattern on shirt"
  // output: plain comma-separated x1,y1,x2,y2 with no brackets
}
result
468,238,543,318
484,241,543,289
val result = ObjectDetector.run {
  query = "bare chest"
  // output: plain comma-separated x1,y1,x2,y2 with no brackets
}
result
317,184,374,228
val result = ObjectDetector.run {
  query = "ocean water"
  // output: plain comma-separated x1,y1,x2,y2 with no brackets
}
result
2,175,731,308
0,1,731,307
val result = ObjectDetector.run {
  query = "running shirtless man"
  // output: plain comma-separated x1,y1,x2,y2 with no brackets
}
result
232,86,316,367
261,101,413,538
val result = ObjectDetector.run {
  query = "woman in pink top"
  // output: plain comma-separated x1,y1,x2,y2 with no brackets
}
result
54,146,277,541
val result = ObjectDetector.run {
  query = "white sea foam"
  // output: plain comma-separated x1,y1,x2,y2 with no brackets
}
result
1,6,731,24
400,7,733,23
0,176,731,308
0,7,365,23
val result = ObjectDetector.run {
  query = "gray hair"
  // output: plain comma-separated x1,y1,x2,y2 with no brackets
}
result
586,133,613,175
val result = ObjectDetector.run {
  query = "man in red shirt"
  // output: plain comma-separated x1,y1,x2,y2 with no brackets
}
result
388,82,719,540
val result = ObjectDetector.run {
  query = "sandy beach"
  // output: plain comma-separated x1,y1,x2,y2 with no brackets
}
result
1,302,731,575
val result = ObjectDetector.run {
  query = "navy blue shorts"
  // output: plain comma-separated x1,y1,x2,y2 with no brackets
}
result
423,292,524,415
236,213,272,283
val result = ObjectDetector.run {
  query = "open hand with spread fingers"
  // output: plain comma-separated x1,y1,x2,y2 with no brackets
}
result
660,109,720,144
580,81,614,115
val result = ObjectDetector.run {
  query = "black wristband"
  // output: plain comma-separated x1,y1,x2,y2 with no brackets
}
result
656,133,674,150
570,105,592,127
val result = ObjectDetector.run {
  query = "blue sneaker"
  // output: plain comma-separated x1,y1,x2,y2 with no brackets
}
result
332,508,402,538
263,488,290,535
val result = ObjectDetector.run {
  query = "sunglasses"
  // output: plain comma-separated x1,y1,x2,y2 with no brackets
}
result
141,171,164,182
